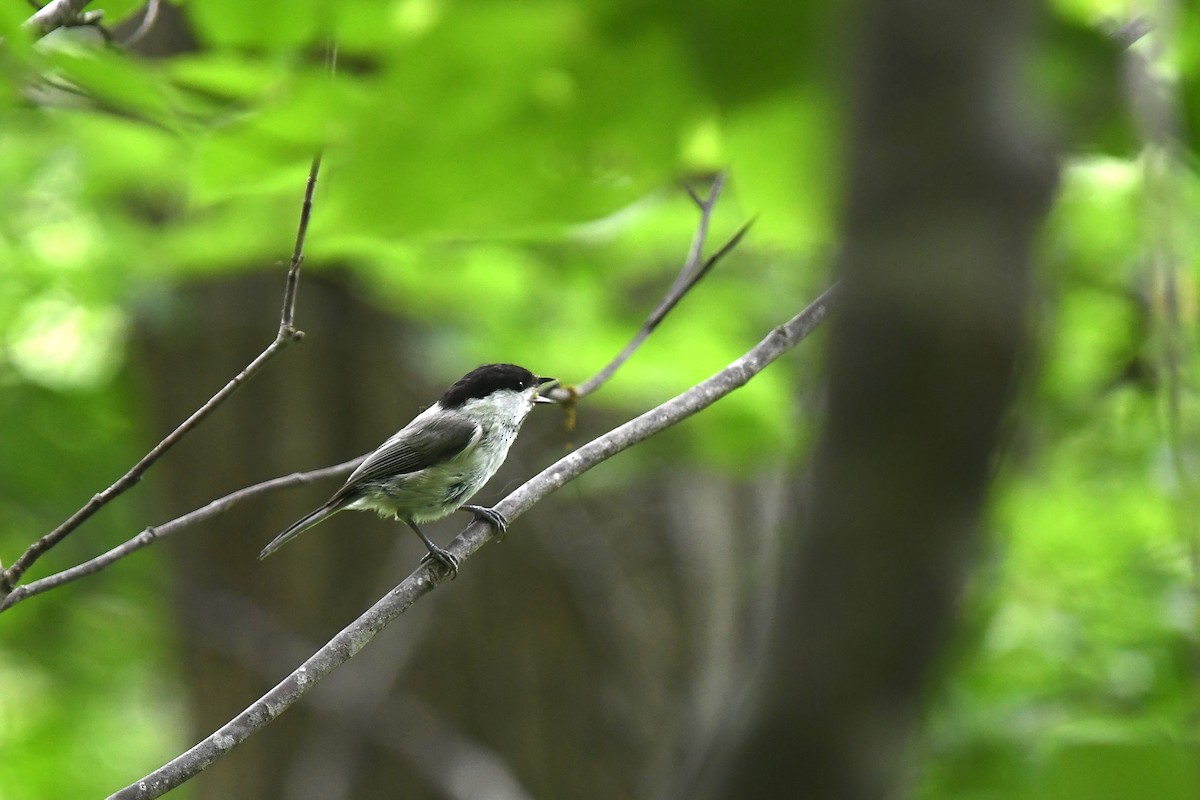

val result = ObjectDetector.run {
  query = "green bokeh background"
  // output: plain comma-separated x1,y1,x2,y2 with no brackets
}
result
1,0,1198,797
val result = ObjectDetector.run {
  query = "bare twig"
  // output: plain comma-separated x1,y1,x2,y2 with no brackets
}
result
119,0,160,48
560,173,752,400
0,155,324,605
0,457,361,611
106,285,836,800
22,0,96,37
282,154,321,334
1109,15,1151,49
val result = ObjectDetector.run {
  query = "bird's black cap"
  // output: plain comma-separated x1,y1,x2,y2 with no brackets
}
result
440,363,553,408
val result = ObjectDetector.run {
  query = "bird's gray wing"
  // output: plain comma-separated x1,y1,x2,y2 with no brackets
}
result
336,411,480,496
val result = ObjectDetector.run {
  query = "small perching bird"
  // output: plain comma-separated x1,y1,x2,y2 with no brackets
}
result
259,363,556,576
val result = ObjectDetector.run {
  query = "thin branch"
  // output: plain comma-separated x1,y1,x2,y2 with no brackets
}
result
282,153,321,334
672,173,724,297
0,458,361,611
0,159,729,605
565,173,751,400
0,155,324,604
277,44,334,331
1109,16,1150,49
0,332,294,598
106,284,837,800
22,0,96,37
119,0,160,48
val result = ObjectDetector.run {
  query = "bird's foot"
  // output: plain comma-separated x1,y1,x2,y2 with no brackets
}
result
462,504,508,542
420,545,460,580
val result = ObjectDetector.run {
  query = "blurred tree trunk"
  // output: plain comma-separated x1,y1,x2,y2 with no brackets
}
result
714,0,1057,798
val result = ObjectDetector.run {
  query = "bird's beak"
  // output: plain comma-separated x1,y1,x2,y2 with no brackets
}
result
534,376,558,404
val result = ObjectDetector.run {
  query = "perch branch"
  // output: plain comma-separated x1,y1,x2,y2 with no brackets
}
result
184,583,537,800
0,155,323,604
22,0,95,37
106,284,837,800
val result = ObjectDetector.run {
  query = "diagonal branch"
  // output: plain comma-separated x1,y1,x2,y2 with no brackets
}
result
567,173,752,400
22,0,96,37
0,457,361,611
0,154,323,604
106,284,837,800
183,583,537,800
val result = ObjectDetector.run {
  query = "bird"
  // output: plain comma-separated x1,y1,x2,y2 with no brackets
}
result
259,363,556,576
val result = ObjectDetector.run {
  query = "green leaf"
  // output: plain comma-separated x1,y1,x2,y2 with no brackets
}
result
188,0,323,49
1034,741,1200,800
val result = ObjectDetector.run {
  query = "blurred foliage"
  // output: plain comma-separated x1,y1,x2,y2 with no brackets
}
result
0,0,1196,798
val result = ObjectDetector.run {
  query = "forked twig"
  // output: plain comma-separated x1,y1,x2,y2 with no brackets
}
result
0,155,323,605
564,173,753,400
0,458,361,611
22,0,96,37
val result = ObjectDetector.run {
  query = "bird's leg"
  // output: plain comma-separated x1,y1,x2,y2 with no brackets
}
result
406,519,459,579
461,504,508,542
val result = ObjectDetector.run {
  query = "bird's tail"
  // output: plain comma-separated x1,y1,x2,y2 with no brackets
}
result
258,503,340,560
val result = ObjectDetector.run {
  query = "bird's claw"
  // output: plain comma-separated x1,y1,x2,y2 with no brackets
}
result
462,504,508,542
420,546,460,580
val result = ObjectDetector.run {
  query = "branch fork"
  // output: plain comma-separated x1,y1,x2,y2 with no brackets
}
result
0,153,324,604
